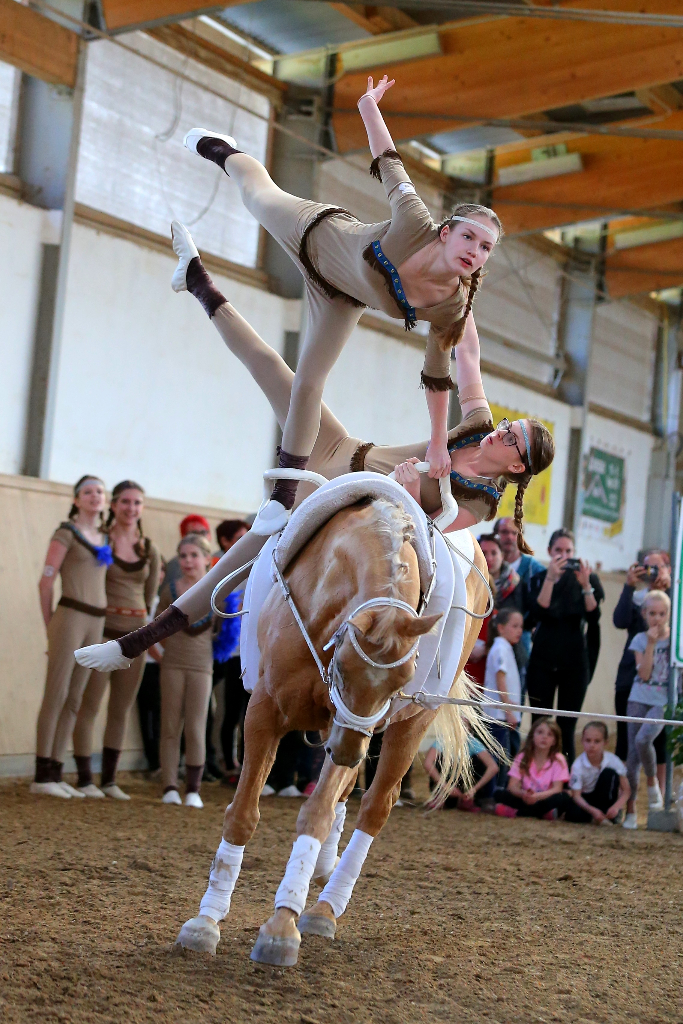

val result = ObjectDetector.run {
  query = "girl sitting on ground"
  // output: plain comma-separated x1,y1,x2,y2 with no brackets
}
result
158,534,216,809
494,717,569,820
565,721,630,826
623,590,676,829
424,731,498,811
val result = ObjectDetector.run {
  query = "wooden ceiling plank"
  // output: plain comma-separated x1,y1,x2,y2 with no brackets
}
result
0,0,78,87
332,1,683,150
101,0,252,32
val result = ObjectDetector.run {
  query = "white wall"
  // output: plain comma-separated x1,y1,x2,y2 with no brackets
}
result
49,222,288,510
0,193,44,475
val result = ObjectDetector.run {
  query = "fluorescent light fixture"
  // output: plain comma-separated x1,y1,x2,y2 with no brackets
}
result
497,152,583,187
613,220,683,250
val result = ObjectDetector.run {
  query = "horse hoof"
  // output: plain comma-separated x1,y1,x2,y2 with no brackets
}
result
299,908,337,939
249,926,300,966
175,915,220,955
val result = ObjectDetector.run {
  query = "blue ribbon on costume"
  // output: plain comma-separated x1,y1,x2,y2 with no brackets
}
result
213,590,243,663
94,543,114,567
448,431,503,500
371,240,417,328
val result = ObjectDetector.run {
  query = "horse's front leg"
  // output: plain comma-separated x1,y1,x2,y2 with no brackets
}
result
250,754,356,967
302,712,435,939
176,689,283,955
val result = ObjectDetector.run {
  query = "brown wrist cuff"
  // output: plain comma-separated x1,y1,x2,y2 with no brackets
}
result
118,604,189,659
420,372,454,392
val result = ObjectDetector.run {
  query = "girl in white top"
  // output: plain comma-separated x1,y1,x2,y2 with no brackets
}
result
483,609,523,729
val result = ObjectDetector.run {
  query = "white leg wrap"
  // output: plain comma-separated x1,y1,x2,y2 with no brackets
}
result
318,830,373,919
198,839,245,922
313,802,347,878
274,835,322,916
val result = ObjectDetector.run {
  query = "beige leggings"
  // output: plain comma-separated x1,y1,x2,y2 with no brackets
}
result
174,301,357,623
225,153,364,457
72,655,146,756
160,666,212,791
36,605,105,763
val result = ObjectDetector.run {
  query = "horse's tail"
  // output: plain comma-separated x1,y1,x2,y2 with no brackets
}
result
428,673,507,808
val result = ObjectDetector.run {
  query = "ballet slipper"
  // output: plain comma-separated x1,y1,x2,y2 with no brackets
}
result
171,221,199,293
74,640,131,671
250,499,290,536
184,128,238,158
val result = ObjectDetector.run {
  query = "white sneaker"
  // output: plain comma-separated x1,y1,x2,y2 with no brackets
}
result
171,220,199,293
79,783,105,798
277,785,303,798
184,792,204,808
622,812,638,830
184,127,237,155
162,789,182,805
74,640,131,671
102,783,130,801
261,784,276,797
250,499,290,536
59,782,85,798
647,782,664,810
30,781,71,798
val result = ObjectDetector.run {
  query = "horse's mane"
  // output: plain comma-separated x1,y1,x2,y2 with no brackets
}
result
362,498,416,655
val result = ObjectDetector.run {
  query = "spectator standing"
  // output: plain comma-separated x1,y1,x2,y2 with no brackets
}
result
72,481,161,799
526,528,604,764
209,519,249,778
32,476,111,798
623,590,677,829
158,534,215,808
612,548,671,778
164,514,212,590
565,722,630,825
494,717,570,819
493,516,544,681
482,608,524,780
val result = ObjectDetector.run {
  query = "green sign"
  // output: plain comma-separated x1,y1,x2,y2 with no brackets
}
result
582,447,624,523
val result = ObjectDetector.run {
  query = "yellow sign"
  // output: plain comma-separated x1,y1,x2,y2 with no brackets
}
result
489,403,554,526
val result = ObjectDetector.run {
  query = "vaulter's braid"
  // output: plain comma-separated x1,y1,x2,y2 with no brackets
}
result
450,267,482,347
514,476,534,555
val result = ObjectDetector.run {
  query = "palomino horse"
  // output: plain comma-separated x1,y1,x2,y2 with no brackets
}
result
176,495,489,967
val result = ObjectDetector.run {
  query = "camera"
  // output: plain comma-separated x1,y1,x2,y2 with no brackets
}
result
563,558,582,571
639,564,659,582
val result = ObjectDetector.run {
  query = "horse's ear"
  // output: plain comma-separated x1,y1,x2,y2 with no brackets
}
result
396,612,442,638
347,610,376,636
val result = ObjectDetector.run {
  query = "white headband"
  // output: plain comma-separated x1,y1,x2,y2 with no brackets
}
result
451,215,499,241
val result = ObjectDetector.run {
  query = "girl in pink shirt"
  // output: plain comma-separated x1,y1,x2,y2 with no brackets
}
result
495,717,571,820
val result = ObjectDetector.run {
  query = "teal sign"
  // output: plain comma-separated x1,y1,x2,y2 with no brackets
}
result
582,448,624,524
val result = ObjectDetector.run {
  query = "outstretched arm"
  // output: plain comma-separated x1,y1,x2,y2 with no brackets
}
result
357,75,396,157
454,315,490,418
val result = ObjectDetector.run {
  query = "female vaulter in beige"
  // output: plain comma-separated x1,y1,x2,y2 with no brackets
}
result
75,250,554,675
71,480,161,799
32,476,112,798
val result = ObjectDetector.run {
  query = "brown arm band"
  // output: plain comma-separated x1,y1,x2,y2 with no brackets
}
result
118,604,189,660
421,372,454,392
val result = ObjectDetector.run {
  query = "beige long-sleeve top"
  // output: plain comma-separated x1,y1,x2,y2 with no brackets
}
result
52,523,108,610
103,538,161,639
307,151,468,386
157,582,214,674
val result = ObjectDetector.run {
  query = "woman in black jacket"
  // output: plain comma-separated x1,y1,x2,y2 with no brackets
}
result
526,528,604,764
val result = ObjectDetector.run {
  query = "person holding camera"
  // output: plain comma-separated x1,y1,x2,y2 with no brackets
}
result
612,548,671,774
526,528,604,764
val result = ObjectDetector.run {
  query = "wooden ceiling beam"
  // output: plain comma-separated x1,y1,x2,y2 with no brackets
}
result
332,0,683,151
492,114,683,234
605,235,683,297
330,4,418,34
0,0,78,87
101,0,253,33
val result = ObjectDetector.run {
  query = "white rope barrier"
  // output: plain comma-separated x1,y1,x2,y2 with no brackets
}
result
403,691,680,729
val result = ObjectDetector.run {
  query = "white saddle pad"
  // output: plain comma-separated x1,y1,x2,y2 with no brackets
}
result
240,472,477,705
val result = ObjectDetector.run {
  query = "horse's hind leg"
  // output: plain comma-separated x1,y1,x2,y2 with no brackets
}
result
176,690,282,955
250,756,355,967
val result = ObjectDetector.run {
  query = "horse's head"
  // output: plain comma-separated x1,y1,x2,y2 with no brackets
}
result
325,606,442,768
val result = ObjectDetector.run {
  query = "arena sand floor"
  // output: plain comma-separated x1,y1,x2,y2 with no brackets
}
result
1,773,682,1024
